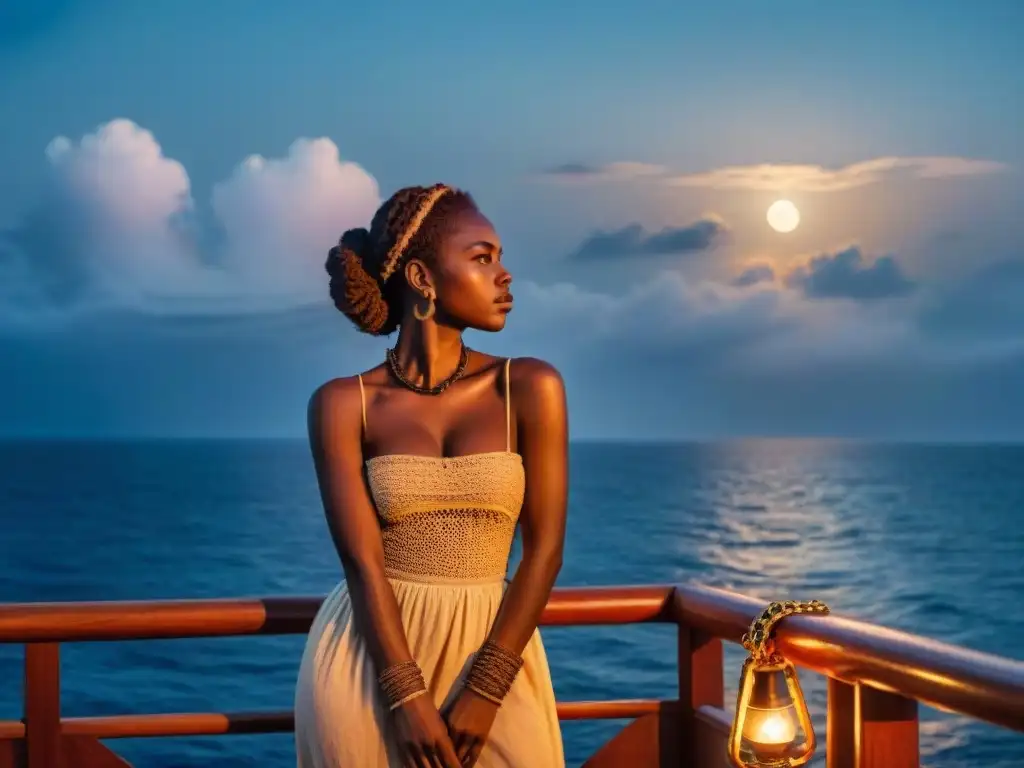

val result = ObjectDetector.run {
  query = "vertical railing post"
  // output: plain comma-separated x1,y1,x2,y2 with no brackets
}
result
678,626,725,765
23,643,62,768
856,685,919,768
826,677,855,768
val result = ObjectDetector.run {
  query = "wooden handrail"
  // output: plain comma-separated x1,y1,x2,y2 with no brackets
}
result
0,596,321,643
1,583,1022,767
673,583,1024,732
0,585,675,643
0,589,671,643
2,583,1022,732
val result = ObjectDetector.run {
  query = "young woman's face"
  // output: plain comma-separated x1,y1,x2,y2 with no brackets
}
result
426,207,513,333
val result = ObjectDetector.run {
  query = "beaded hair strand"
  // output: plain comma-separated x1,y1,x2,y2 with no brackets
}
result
379,183,453,282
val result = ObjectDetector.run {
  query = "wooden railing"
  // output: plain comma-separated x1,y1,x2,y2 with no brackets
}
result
1,583,1022,768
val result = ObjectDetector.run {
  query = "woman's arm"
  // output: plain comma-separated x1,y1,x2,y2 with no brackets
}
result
443,358,568,765
307,378,461,768
307,378,418,672
484,357,568,652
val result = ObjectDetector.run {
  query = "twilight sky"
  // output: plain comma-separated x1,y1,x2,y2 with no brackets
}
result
1,0,1022,440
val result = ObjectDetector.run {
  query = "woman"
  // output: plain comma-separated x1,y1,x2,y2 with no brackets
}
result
294,183,568,768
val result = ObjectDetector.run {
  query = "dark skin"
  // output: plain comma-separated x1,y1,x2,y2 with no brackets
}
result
307,206,568,768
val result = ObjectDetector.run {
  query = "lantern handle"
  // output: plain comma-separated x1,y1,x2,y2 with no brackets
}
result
741,599,830,665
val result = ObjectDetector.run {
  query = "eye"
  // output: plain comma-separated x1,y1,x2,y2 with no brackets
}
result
474,253,492,263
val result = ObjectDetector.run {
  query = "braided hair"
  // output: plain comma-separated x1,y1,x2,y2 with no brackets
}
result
326,183,477,335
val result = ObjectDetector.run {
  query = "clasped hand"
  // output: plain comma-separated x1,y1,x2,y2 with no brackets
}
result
442,687,499,767
393,688,498,768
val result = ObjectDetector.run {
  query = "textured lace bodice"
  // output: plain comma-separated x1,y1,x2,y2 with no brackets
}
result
366,452,525,583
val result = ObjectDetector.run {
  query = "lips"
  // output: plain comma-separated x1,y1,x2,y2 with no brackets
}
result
495,293,514,304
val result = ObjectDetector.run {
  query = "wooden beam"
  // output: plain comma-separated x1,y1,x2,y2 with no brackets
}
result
827,677,856,768
23,644,61,768
581,709,682,768
679,627,726,765
856,685,918,768
60,737,132,768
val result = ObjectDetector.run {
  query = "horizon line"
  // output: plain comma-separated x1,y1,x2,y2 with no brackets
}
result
1,435,1023,447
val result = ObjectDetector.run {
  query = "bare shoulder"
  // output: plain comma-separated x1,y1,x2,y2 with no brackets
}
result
307,376,364,432
508,357,566,415
509,356,564,387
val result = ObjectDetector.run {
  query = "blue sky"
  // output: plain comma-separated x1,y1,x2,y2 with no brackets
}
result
1,0,1022,439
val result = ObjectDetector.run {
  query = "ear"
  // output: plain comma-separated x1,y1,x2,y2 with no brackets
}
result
404,258,435,297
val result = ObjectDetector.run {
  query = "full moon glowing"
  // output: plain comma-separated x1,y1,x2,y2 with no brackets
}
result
767,199,800,233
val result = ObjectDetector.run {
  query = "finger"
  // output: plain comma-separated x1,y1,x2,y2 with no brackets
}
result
446,728,464,753
399,745,418,768
425,746,449,768
437,736,462,768
453,734,472,765
463,740,483,768
411,746,432,768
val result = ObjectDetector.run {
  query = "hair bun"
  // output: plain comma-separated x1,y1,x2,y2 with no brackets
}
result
339,227,373,261
326,227,390,335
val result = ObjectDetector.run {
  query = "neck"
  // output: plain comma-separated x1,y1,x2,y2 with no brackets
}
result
391,320,465,389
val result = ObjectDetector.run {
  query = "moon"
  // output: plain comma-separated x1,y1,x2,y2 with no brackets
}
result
767,199,800,233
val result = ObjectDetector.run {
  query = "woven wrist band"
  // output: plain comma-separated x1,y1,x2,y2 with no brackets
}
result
378,660,427,711
464,640,524,706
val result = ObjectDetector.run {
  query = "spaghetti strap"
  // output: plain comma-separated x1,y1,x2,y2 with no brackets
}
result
356,374,367,436
504,358,512,452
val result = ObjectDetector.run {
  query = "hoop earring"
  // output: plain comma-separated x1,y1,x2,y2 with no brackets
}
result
413,290,435,321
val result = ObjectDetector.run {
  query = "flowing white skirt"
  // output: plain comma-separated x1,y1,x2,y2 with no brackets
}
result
294,577,565,767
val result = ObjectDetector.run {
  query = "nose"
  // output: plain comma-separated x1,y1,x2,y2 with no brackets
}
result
497,266,512,286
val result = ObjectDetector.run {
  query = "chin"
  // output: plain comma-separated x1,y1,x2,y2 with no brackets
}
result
471,313,509,333
476,320,507,334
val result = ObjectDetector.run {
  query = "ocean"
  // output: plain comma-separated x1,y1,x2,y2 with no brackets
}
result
0,439,1021,767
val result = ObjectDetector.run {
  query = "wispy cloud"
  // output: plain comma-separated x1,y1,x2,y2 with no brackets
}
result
667,156,1007,192
732,263,776,288
569,216,728,261
538,161,669,182
538,156,1007,192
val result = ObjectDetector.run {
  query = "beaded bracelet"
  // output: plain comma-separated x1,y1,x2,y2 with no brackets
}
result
378,660,428,712
388,689,427,711
464,640,524,707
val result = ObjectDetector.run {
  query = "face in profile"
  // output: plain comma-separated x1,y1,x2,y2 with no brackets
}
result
419,207,514,333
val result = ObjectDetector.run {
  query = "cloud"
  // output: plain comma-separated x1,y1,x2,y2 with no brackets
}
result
210,136,380,296
536,156,1007,192
538,161,669,182
0,118,381,325
667,156,1007,192
569,217,728,261
731,263,776,287
784,246,916,301
515,266,899,368
6,212,1024,438
512,250,1024,409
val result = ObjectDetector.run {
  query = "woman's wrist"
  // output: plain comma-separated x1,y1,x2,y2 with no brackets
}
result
388,688,428,712
462,640,524,707
378,660,428,711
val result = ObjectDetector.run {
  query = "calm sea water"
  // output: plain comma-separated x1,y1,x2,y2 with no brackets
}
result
0,439,1022,767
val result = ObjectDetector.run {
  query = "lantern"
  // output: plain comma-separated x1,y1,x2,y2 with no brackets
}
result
727,599,830,768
